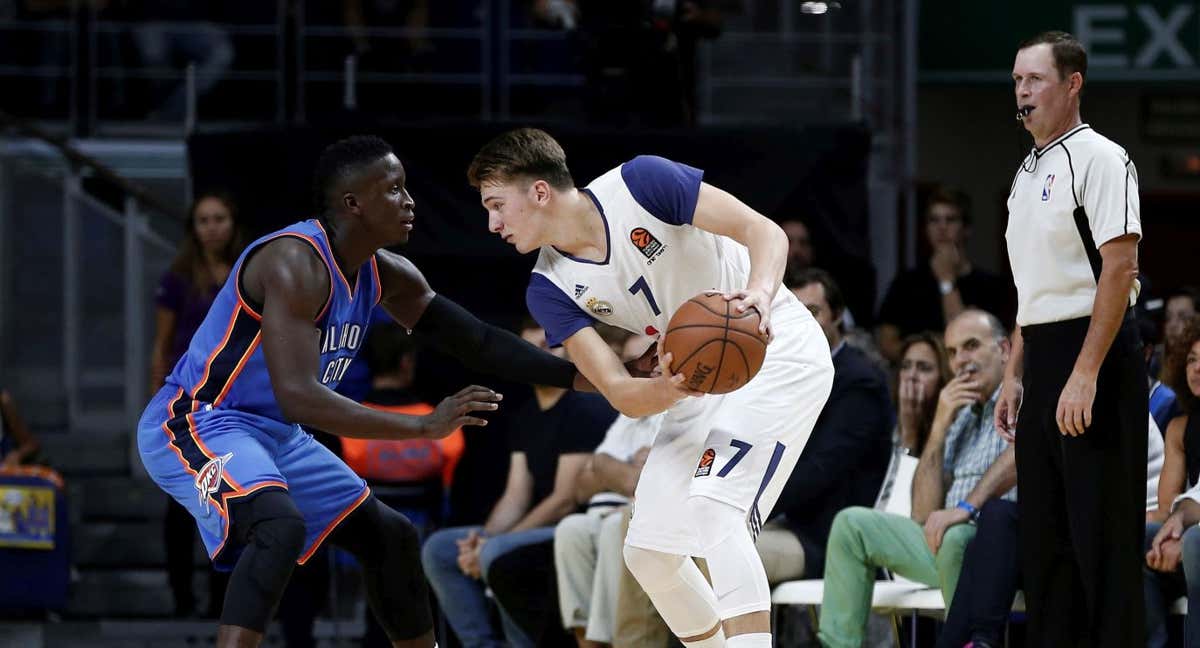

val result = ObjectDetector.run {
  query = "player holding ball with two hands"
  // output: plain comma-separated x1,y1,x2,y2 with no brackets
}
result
470,128,833,648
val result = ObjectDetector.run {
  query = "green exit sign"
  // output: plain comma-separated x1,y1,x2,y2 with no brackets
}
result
920,1,1200,82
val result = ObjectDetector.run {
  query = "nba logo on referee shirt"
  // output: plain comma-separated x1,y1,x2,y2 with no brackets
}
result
195,452,233,515
1041,174,1055,201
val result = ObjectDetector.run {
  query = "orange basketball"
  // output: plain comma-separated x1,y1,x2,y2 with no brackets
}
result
662,292,769,395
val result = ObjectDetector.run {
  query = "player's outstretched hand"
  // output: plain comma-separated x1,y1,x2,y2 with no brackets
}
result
720,287,773,341
422,385,502,438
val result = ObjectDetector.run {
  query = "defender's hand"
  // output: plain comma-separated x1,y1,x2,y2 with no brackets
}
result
423,385,501,438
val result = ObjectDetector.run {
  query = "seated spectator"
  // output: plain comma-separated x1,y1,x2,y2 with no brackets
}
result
1165,286,1200,352
555,412,662,648
1156,318,1200,516
817,309,1017,648
757,269,893,584
876,188,1015,364
421,322,616,648
0,389,40,472
1146,318,1200,648
876,332,953,509
348,323,464,502
780,218,814,276
1141,315,1183,434
943,324,1172,648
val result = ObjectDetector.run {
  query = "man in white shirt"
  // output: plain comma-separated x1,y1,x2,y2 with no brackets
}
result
997,30,1147,647
555,413,663,647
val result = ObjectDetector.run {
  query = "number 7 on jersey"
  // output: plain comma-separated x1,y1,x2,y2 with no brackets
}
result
629,275,661,316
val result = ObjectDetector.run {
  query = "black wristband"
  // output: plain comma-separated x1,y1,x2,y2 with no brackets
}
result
414,294,577,389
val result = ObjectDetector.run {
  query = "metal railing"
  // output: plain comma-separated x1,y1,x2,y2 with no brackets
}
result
0,112,178,461
0,0,912,131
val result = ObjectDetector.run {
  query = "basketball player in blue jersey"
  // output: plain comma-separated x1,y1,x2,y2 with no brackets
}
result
138,136,599,648
468,128,834,648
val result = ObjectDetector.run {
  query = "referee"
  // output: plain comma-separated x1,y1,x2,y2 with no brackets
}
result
998,31,1147,647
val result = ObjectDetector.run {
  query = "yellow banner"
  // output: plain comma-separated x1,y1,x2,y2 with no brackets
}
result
0,484,56,550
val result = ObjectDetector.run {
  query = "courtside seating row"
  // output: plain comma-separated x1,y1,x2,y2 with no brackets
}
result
768,453,1187,643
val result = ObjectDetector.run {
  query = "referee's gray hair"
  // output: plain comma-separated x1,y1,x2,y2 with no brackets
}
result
952,308,1008,342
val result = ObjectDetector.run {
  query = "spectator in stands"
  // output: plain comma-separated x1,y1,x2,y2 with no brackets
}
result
942,414,1165,647
421,321,616,648
880,332,952,503
1166,286,1200,352
817,309,1017,648
1145,317,1200,647
757,269,893,585
150,191,245,390
1154,318,1200,520
1143,316,1183,435
151,190,243,619
875,188,1015,364
554,357,661,648
129,2,234,120
1147,321,1200,645
0,389,40,470
780,219,814,276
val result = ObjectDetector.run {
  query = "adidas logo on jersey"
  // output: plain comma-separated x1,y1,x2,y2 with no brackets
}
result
575,284,588,298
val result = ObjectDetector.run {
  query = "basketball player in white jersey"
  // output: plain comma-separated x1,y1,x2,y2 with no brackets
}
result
468,128,833,648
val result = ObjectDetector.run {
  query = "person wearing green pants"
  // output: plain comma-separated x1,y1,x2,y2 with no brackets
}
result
819,309,1019,648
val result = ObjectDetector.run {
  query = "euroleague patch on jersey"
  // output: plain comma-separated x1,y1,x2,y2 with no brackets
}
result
1041,174,1055,201
629,228,666,263
195,452,233,515
694,448,716,477
586,296,614,316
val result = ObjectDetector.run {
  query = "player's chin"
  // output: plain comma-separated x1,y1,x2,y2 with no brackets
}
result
388,228,411,246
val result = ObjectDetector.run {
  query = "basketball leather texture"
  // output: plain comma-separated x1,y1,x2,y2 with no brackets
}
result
662,292,768,395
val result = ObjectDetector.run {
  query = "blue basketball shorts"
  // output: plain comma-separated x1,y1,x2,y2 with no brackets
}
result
137,385,369,570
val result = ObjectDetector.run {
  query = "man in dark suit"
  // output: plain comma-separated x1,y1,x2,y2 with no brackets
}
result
756,268,894,582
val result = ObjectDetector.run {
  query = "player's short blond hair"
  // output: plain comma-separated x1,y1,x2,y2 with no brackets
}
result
468,128,574,190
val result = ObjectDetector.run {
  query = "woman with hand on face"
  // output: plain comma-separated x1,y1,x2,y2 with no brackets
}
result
878,333,953,509
895,333,953,459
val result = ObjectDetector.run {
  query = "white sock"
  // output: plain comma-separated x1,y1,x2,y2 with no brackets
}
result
725,632,772,648
681,626,726,648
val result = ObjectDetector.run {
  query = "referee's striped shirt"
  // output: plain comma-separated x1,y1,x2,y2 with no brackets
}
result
1005,123,1141,328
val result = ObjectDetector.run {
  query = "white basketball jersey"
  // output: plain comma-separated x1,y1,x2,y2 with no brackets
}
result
528,157,790,345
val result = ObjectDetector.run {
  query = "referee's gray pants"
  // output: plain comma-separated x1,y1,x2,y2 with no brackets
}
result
1017,314,1147,648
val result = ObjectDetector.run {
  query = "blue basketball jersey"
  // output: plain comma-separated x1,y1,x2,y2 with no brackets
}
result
165,219,381,422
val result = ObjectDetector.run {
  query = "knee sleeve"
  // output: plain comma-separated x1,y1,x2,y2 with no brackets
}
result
688,496,771,619
220,490,307,632
329,497,431,640
623,544,721,637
